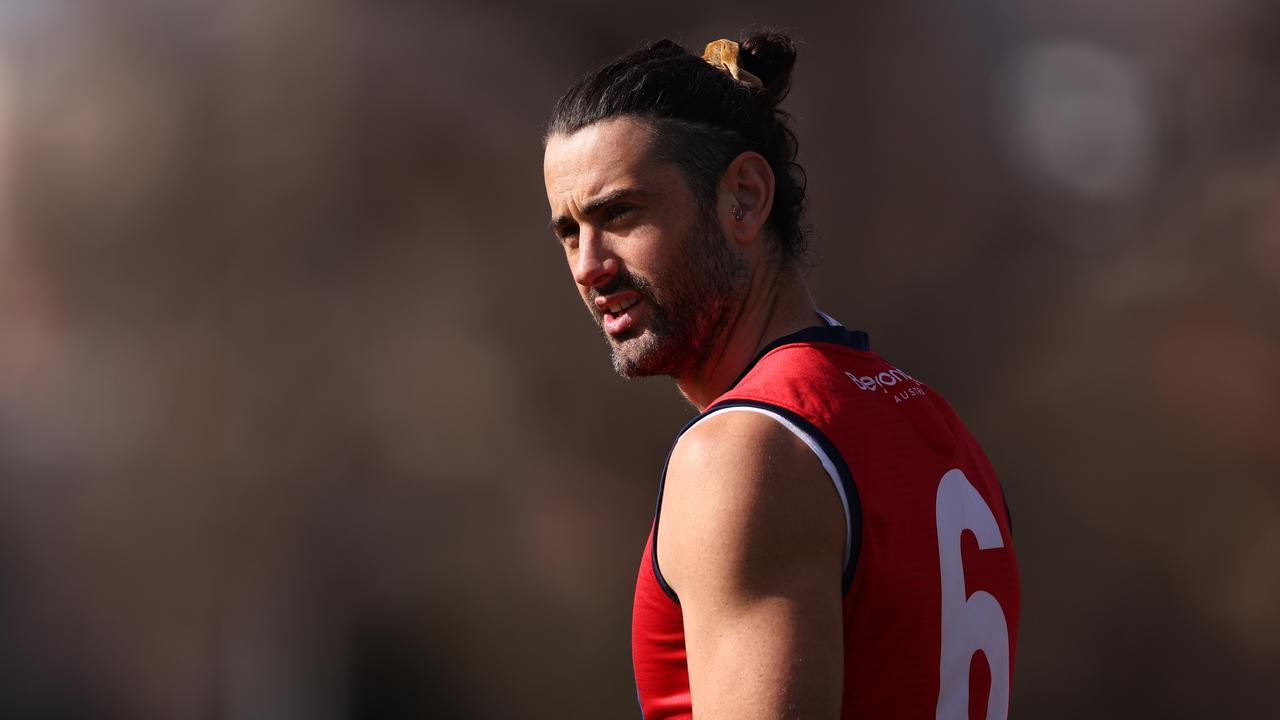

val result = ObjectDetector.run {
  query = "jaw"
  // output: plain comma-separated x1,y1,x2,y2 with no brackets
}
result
606,330,661,378
605,327,686,379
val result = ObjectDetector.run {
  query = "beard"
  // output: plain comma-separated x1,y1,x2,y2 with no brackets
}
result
587,209,748,379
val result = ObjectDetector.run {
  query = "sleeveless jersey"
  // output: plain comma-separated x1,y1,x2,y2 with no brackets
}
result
632,323,1020,719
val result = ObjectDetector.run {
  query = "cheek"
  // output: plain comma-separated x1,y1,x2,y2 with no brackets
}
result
576,282,595,308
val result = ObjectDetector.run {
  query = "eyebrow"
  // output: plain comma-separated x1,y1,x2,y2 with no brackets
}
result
549,187,647,235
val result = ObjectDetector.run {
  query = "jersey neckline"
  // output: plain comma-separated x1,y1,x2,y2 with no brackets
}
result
726,317,871,391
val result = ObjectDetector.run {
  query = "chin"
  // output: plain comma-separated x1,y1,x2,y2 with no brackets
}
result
608,334,687,379
609,347,660,379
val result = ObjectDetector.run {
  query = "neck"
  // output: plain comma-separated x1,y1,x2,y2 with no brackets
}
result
675,263,820,410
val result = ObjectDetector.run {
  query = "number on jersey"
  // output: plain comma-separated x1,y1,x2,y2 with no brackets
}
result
935,469,1010,720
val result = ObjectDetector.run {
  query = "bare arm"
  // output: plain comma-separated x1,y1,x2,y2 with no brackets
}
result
657,410,847,719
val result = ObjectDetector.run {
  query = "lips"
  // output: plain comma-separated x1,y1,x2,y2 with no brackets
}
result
604,296,640,315
596,292,644,336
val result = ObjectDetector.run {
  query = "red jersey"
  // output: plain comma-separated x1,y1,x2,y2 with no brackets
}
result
632,322,1020,719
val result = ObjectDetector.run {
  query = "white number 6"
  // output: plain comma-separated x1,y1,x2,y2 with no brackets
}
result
935,469,1010,720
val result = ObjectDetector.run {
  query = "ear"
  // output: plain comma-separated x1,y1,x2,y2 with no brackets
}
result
718,151,775,247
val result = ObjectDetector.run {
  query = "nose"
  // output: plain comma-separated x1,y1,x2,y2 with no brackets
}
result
571,227,618,289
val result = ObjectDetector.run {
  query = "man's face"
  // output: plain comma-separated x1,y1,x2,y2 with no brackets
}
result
543,116,746,378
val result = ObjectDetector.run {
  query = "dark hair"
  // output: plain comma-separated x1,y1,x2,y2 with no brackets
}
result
546,32,808,266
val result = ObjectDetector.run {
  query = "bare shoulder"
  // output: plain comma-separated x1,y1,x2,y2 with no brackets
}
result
669,408,809,484
657,408,846,600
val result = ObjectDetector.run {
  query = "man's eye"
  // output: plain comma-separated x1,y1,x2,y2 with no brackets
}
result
605,205,634,222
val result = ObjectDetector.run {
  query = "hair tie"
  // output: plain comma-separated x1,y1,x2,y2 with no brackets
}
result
701,39,763,90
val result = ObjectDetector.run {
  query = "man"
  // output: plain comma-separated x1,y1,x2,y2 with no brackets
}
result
543,34,1020,719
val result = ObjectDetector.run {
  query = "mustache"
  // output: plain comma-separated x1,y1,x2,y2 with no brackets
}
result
588,268,654,308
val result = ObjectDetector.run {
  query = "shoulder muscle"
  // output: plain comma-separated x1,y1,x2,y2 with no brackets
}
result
656,408,848,719
658,407,845,602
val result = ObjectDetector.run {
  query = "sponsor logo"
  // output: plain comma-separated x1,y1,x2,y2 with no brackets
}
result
845,367,917,394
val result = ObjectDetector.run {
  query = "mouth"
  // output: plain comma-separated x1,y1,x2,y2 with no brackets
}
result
597,294,644,336
603,295,640,317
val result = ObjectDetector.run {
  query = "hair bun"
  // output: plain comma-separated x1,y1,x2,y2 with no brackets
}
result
739,32,797,106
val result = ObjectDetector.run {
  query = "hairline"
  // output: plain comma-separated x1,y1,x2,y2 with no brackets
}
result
546,113,722,199
545,113,792,265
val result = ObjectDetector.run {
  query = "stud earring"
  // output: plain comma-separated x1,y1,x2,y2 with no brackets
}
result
731,205,743,221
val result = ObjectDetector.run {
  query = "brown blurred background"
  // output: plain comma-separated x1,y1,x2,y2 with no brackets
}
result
0,0,1277,718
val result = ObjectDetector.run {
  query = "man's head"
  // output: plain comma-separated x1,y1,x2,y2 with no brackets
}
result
542,34,807,379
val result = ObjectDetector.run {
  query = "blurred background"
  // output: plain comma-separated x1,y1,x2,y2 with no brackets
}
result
0,0,1276,717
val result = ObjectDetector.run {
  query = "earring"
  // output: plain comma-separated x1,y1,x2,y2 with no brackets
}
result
731,205,743,221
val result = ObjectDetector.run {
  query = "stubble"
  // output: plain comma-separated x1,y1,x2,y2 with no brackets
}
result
592,209,747,379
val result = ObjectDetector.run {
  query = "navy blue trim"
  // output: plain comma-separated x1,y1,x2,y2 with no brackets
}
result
727,324,871,390
650,400,864,602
